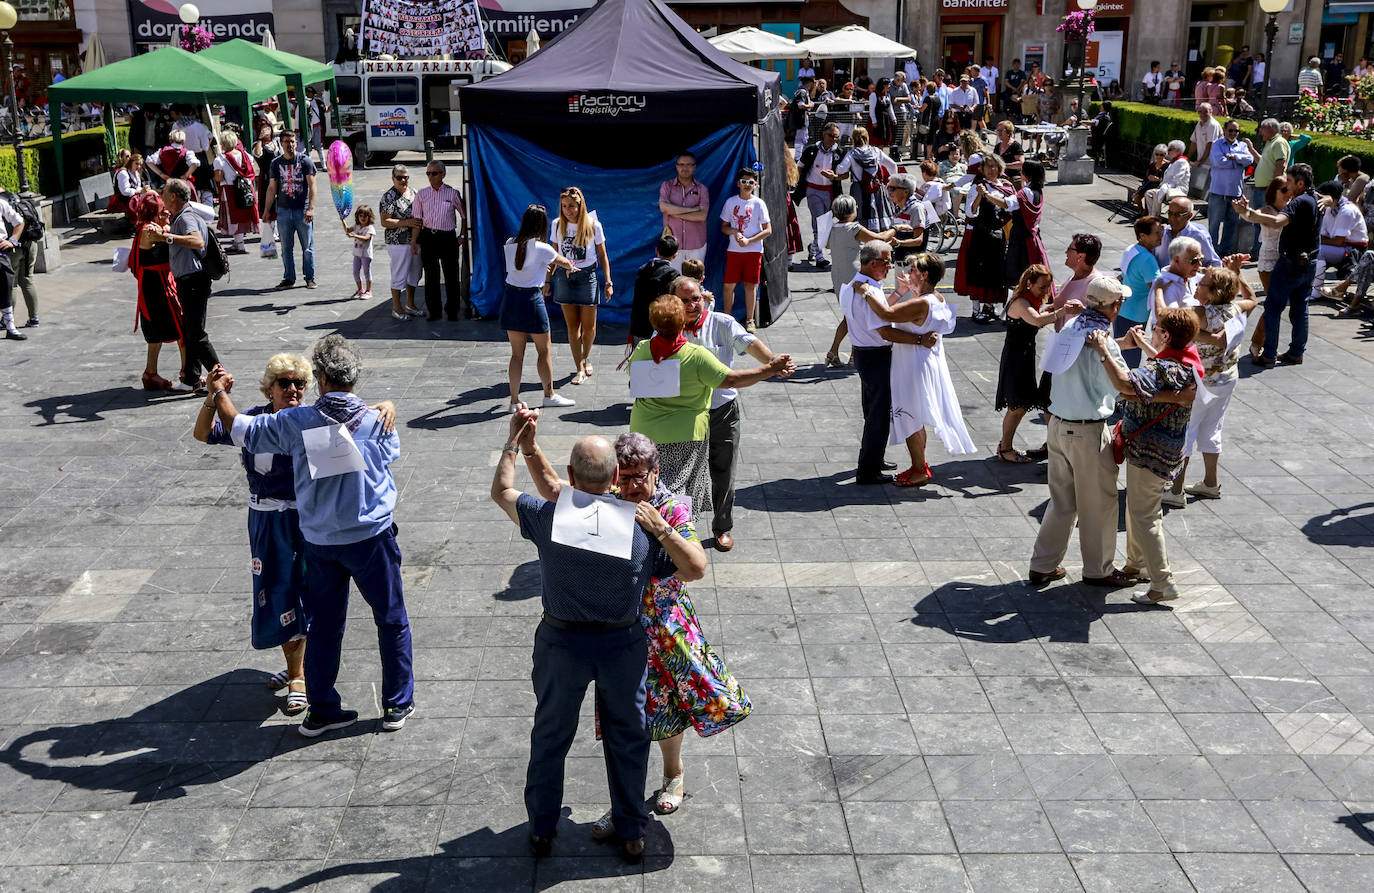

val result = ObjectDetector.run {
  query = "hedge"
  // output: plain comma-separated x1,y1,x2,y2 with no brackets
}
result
1108,102,1374,183
0,124,130,196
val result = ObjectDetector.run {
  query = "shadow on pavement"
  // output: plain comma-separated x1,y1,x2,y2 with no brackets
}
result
909,578,1149,644
1302,502,1374,547
244,808,674,892
25,385,195,425
0,669,363,803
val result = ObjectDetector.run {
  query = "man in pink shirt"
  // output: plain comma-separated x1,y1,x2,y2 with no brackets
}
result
1052,233,1103,310
658,153,710,271
409,161,466,321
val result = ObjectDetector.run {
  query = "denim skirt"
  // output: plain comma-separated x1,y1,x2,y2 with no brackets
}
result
500,283,550,334
551,265,598,306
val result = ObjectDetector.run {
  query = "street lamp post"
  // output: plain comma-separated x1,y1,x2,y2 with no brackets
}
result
1075,0,1098,127
1258,0,1285,115
0,2,29,195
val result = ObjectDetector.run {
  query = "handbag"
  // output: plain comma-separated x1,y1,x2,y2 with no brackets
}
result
1111,406,1175,465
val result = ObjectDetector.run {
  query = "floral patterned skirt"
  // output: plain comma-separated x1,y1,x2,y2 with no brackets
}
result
596,578,752,742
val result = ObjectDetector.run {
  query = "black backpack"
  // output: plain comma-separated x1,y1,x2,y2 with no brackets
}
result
182,210,228,281
3,191,43,244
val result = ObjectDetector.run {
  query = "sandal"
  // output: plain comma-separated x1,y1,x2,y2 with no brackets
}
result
654,774,685,815
1025,444,1049,461
583,363,594,378
267,669,290,690
894,464,933,487
825,352,843,369
571,371,587,385
284,679,307,715
997,445,1032,464
590,808,616,840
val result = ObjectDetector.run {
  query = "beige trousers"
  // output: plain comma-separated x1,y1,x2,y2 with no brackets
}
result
1030,417,1119,578
1125,462,1178,598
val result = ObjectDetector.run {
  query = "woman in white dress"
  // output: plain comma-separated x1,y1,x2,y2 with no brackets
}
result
857,252,976,486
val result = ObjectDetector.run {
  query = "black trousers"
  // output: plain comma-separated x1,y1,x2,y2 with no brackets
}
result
708,398,741,535
176,270,219,385
419,228,461,320
853,345,892,479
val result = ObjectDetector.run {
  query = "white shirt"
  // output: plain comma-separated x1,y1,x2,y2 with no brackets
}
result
212,148,249,185
685,309,757,409
948,86,978,109
839,273,890,348
1142,71,1163,91
1252,61,1266,84
550,212,605,269
720,195,770,254
983,65,999,89
1161,157,1191,190
807,145,839,187
115,168,143,198
1323,199,1367,243
175,117,212,153
504,239,557,288
1190,118,1223,162
351,223,376,259
904,59,920,83
1147,269,1199,331
0,196,22,242
964,181,1019,216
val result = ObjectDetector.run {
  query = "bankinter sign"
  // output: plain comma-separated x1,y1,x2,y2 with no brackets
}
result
941,0,1010,11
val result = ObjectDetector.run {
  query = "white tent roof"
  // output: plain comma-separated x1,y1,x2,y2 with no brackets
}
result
708,26,801,62
796,26,916,60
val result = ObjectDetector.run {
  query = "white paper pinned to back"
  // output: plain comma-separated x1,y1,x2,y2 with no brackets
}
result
630,359,681,398
301,423,366,480
1040,326,1088,375
551,487,636,560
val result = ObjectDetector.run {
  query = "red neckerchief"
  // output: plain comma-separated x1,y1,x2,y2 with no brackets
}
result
684,308,707,337
1156,344,1204,380
649,333,687,363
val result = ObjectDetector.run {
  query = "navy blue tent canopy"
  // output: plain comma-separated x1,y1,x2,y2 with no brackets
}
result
461,0,780,132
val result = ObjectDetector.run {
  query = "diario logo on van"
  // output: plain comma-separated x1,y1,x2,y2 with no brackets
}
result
370,107,415,138
566,93,647,117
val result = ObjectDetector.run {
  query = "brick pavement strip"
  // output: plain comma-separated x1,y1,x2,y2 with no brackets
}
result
2,164,1374,890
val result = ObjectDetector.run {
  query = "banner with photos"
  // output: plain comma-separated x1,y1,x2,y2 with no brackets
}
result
363,0,489,59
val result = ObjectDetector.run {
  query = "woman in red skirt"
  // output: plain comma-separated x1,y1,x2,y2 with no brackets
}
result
128,194,186,391
214,131,260,254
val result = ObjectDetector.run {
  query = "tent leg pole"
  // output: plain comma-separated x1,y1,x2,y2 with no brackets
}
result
460,122,471,308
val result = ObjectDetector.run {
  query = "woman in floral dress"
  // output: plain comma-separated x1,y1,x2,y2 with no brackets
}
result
592,432,751,833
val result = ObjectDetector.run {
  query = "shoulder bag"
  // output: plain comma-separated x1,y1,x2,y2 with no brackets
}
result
1111,406,1175,465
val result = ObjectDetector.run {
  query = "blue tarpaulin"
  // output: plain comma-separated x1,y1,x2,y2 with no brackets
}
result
466,122,758,324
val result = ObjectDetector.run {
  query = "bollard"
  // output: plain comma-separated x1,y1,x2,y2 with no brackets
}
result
425,140,435,164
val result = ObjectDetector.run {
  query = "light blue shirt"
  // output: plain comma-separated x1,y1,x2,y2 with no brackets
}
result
1120,244,1162,323
1048,322,1124,421
1155,222,1220,267
935,84,951,116
1208,137,1253,197
232,404,399,546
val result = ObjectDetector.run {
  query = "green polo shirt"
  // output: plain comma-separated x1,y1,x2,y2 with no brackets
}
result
627,341,731,444
1254,136,1290,189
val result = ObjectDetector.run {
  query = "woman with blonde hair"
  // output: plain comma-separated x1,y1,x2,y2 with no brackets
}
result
193,356,395,714
213,129,260,254
544,186,611,385
834,125,898,231
1163,258,1258,507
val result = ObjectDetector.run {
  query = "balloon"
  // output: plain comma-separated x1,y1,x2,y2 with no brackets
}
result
329,180,354,221
325,140,353,186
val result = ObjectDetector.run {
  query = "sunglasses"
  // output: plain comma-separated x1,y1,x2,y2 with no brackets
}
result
739,178,756,184
275,377,307,390
426,171,443,177
394,175,409,180
618,469,654,485
1189,255,1204,264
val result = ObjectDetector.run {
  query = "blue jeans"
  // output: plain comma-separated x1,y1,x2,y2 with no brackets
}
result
301,528,413,714
276,207,315,283
526,622,650,840
1262,257,1316,360
1207,192,1242,256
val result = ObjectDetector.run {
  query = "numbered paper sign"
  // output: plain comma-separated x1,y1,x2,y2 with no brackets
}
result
301,423,367,480
630,359,681,399
1040,326,1088,375
551,487,637,560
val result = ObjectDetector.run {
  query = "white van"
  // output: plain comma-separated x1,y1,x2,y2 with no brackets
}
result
332,58,512,165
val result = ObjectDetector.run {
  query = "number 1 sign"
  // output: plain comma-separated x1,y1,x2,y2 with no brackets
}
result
551,487,637,560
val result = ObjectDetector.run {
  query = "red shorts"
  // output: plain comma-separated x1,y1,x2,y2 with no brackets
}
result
724,250,763,284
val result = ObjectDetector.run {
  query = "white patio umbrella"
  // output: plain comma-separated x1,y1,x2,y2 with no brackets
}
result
708,26,800,62
795,25,916,60
262,29,276,50
81,34,106,73
526,28,540,55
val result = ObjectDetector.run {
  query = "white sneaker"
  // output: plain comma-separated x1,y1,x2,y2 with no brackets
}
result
1184,482,1223,499
362,290,373,299
1161,491,1187,508
542,393,575,408
168,381,193,393
507,403,521,413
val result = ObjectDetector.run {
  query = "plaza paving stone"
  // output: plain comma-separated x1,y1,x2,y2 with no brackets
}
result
2,159,1374,890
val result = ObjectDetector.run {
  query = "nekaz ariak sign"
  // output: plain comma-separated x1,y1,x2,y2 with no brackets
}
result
128,0,274,49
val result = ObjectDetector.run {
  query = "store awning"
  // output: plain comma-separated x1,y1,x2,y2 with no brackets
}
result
1327,1,1374,11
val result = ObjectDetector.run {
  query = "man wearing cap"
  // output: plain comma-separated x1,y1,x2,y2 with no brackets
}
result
1029,278,1177,588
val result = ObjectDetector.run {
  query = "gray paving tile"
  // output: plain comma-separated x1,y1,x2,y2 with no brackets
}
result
854,854,969,892
842,801,955,854
1175,853,1306,892
742,800,850,855
1140,799,1273,853
1044,799,1168,854
748,855,859,893
1068,853,1195,893
942,799,1061,853
963,853,1083,892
